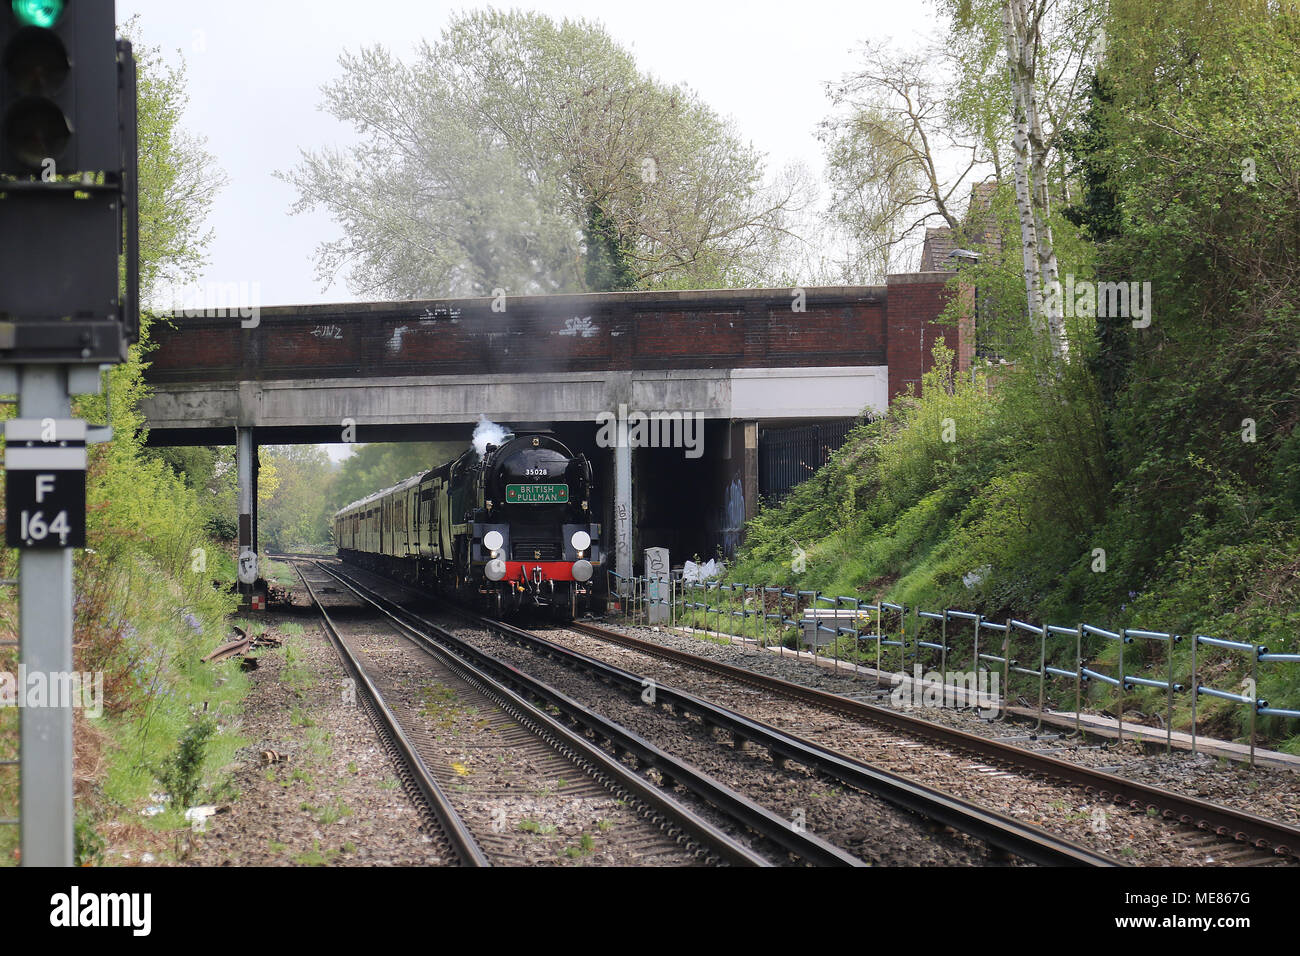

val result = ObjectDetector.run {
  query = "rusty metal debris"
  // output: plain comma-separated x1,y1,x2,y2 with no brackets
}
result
202,626,283,665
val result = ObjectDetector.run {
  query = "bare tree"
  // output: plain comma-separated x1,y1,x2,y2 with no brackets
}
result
821,41,994,281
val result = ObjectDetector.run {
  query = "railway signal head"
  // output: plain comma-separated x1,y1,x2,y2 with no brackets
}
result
0,0,137,364
12,1,66,28
1,0,118,175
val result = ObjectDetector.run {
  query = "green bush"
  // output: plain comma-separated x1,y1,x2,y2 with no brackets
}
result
155,711,217,811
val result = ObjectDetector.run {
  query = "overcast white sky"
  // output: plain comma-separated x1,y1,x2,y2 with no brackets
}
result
118,0,942,309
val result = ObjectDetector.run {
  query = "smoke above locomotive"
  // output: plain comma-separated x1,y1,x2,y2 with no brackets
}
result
472,415,511,457
333,426,603,619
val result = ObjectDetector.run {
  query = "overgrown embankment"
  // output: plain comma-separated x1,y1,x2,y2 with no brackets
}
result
732,6,1300,753
731,340,1298,753
0,345,252,863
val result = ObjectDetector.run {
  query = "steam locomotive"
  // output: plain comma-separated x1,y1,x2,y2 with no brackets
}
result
333,432,603,618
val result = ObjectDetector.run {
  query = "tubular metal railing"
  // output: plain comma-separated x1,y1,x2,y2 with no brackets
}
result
602,572,1300,767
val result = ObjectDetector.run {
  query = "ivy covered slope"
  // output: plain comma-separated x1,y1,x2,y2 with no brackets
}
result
732,3,1300,752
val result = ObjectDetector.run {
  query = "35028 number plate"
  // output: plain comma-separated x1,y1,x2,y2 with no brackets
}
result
505,483,569,504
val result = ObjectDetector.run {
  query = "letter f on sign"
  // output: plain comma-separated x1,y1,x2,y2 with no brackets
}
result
36,474,55,503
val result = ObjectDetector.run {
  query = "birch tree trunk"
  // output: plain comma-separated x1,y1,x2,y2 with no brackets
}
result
1009,96,1042,337
1002,0,1068,360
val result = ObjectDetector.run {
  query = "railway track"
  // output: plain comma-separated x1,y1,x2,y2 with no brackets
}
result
293,562,486,866
552,618,1300,865
323,560,1117,867
296,560,865,866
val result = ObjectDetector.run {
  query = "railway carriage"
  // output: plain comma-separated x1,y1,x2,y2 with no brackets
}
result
333,431,602,619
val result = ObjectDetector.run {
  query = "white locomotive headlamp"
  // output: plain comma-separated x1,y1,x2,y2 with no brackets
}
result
571,530,591,552
484,530,504,552
572,559,593,582
485,558,507,581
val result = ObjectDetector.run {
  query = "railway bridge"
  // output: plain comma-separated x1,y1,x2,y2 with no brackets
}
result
141,275,971,588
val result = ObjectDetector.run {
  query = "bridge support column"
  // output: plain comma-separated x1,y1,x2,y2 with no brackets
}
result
236,426,259,605
614,438,632,593
715,420,759,558
741,420,759,524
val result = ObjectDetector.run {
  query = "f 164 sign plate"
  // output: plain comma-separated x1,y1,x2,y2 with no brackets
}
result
4,419,87,549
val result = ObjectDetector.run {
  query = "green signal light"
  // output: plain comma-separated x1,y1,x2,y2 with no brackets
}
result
11,0,65,29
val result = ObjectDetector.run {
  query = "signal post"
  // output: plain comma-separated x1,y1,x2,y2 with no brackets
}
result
0,0,137,866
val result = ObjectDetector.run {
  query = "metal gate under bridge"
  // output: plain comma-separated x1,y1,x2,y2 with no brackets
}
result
758,419,859,504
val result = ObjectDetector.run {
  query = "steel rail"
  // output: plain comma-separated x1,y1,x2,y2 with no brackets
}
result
566,620,1300,862
294,562,490,866
311,563,847,866
329,564,1114,867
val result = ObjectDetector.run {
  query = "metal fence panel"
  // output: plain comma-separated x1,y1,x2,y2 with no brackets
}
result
758,419,859,503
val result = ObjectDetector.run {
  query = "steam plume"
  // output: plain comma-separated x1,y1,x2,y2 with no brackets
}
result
472,415,511,457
